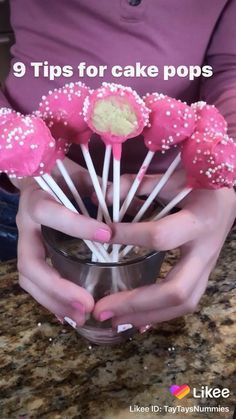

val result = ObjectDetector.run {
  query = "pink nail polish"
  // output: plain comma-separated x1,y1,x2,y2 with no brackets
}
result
93,228,111,243
99,311,114,321
71,301,85,314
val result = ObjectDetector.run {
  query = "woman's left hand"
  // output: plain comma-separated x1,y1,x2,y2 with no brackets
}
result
93,172,236,331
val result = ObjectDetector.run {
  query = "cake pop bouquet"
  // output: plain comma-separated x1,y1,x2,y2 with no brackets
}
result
1,80,235,335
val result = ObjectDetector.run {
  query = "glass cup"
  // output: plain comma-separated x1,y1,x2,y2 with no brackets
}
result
42,226,165,345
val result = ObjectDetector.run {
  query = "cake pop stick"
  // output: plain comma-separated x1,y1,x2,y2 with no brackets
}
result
80,143,111,223
119,150,155,221
120,131,236,258
55,159,89,216
131,152,181,222
39,174,111,262
97,144,112,222
38,82,111,224
92,144,112,262
83,82,150,261
119,93,195,221
0,113,111,263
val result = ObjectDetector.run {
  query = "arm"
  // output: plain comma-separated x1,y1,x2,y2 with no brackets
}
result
94,4,236,330
200,0,236,139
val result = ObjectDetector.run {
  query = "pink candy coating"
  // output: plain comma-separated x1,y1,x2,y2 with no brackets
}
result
143,93,195,152
0,114,67,177
0,108,19,127
192,101,228,135
38,82,92,145
83,82,150,145
181,131,236,189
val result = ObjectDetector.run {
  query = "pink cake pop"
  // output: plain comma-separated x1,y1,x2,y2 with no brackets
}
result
0,112,111,262
120,131,236,259
143,93,195,153
83,82,150,260
38,81,92,145
192,101,228,136
39,82,113,224
0,108,19,127
119,94,195,222
181,131,236,189
0,114,67,178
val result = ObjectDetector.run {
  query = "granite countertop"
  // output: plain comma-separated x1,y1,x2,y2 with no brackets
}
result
0,231,235,419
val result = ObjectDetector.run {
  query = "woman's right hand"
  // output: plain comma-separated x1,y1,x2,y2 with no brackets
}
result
15,159,112,327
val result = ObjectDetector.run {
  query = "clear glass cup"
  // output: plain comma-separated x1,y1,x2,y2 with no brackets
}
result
42,226,165,345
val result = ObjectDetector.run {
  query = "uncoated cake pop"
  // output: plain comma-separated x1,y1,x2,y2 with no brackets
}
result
83,82,150,152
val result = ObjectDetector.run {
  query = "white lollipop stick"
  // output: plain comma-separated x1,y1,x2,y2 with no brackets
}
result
35,177,111,261
92,144,112,262
113,157,120,223
80,144,111,224
132,152,181,223
120,186,192,259
112,144,121,262
152,186,192,221
56,159,89,216
118,153,181,258
38,173,111,263
34,176,58,200
119,150,155,221
97,144,112,221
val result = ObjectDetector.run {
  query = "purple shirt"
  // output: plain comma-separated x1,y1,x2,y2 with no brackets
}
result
1,0,236,174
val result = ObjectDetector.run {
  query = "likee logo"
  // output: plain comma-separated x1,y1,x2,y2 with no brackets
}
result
170,385,191,399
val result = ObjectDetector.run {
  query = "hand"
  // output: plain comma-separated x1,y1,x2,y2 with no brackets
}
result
15,158,112,326
93,171,236,331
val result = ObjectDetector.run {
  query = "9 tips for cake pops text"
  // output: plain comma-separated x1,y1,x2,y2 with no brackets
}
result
12,61,213,81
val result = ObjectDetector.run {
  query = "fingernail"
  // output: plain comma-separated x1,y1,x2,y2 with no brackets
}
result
99,310,114,321
117,323,133,333
71,301,85,314
64,316,77,329
139,324,152,334
55,315,64,324
93,228,111,243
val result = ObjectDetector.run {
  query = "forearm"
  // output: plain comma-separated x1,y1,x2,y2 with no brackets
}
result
0,89,11,109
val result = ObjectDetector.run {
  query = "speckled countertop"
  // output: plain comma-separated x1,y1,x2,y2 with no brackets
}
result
0,231,235,419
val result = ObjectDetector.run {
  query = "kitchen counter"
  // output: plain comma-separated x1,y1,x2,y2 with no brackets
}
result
0,231,235,419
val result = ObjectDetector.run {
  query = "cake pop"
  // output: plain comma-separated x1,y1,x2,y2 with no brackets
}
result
0,113,110,262
83,82,150,260
120,131,236,258
39,82,111,224
143,93,195,152
38,81,92,145
181,131,235,189
119,93,195,221
83,82,149,151
192,101,228,136
0,114,66,177
0,107,18,127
